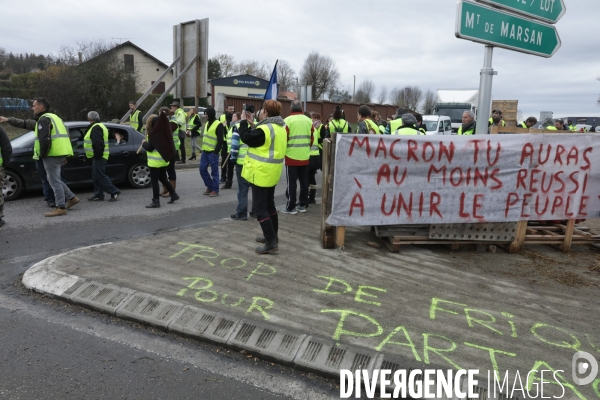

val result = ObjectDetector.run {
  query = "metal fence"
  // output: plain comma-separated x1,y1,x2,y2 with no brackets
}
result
223,95,402,123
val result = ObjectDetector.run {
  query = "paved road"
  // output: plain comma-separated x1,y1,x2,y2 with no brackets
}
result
0,170,339,400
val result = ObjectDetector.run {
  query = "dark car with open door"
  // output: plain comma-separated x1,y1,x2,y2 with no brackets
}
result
2,122,151,201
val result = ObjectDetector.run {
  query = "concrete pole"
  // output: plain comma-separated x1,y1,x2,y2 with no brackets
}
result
476,45,497,135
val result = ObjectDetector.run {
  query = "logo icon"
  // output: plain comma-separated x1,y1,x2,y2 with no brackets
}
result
233,79,239,85
255,81,260,86
572,351,598,386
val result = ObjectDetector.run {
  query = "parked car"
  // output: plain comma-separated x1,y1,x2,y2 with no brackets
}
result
2,122,151,201
422,115,453,135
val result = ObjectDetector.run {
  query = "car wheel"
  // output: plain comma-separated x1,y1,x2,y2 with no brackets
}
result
127,163,151,189
2,170,23,201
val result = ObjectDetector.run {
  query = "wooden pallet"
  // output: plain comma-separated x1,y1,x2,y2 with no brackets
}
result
373,225,509,253
523,221,600,252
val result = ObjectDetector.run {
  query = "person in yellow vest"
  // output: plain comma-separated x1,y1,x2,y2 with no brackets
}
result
200,107,226,197
547,119,568,131
219,104,235,183
308,112,324,204
391,113,421,135
457,110,476,135
385,107,409,134
85,111,120,202
517,116,538,129
282,100,313,214
239,100,287,254
31,98,80,217
142,112,179,208
170,102,188,164
223,108,248,190
128,101,142,132
488,109,506,133
567,120,577,131
0,125,12,227
187,108,202,160
356,105,380,134
229,109,253,221
328,106,349,134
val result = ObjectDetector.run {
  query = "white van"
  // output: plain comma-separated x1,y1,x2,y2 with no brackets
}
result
423,115,453,135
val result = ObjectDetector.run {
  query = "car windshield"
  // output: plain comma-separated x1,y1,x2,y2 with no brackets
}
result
10,131,35,148
424,121,438,131
435,108,467,124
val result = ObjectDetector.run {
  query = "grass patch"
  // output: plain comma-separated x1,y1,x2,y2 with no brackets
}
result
1,123,28,140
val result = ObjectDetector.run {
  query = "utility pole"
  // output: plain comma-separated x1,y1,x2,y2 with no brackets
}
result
353,75,356,102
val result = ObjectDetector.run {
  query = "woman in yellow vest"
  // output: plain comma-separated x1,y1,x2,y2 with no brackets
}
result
142,112,179,208
328,106,349,134
356,105,380,134
239,100,287,254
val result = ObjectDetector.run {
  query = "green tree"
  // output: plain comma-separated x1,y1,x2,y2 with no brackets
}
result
208,57,221,80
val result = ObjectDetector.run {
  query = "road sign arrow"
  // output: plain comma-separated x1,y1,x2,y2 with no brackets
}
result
477,0,566,24
456,0,562,58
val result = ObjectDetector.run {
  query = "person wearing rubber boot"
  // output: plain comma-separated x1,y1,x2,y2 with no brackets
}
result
142,112,180,208
0,124,12,227
239,100,287,254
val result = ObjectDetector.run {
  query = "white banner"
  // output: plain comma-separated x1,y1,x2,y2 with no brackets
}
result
326,134,600,226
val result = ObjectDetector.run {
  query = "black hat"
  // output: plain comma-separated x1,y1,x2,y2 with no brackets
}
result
246,104,255,113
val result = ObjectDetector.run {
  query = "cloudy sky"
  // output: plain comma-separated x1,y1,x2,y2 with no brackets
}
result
2,0,599,120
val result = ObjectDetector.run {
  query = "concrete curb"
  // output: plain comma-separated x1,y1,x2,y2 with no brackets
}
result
22,248,511,400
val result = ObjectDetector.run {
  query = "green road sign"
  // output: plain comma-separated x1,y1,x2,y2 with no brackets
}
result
477,0,566,24
456,0,561,58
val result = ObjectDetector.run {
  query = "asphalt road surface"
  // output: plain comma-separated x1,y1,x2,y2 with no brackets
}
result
0,169,339,400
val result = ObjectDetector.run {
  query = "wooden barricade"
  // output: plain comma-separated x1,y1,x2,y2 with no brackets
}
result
319,129,600,253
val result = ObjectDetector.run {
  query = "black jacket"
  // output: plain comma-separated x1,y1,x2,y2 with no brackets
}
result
0,125,12,166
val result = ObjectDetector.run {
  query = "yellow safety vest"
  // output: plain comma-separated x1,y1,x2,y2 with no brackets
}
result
489,118,506,126
547,126,558,130
169,118,180,151
34,113,73,160
227,121,240,153
130,109,141,131
329,119,349,133
202,120,219,152
361,119,379,134
242,123,286,187
457,126,475,135
310,125,322,156
519,122,528,129
146,133,168,168
388,118,403,133
283,114,312,161
392,126,420,135
84,123,109,160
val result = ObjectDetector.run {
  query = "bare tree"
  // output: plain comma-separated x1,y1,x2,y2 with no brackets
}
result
299,52,340,100
213,54,236,77
377,87,388,104
389,87,404,106
235,60,270,80
422,89,436,114
277,60,296,93
354,79,376,104
404,86,423,111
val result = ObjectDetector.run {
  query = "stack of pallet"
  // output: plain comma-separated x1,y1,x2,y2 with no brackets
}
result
492,100,518,126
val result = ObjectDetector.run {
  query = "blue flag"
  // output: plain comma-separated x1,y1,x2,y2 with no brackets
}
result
264,61,278,101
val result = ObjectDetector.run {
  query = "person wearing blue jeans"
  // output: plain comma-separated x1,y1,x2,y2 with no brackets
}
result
198,107,225,197
199,151,220,196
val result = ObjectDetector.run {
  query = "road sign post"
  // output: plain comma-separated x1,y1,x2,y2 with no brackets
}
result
477,0,566,24
456,0,561,58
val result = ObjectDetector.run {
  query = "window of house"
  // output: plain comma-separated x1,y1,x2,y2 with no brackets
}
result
151,81,165,94
124,54,134,72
